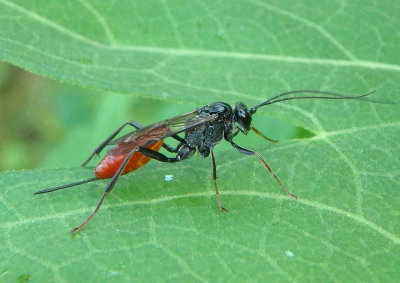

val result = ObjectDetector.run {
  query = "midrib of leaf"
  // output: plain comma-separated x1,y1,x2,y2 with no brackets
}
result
1,188,399,245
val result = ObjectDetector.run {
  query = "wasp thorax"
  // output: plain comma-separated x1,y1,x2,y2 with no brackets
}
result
234,102,252,133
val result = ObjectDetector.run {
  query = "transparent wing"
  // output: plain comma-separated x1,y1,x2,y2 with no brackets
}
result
107,109,217,155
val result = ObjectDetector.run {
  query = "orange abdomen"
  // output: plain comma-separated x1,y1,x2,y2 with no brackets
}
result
95,140,164,179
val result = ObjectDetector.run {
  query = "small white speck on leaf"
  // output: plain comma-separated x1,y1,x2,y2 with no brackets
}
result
164,174,174,181
285,250,294,257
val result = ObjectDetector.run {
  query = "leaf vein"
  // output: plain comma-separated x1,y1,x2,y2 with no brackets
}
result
2,191,398,245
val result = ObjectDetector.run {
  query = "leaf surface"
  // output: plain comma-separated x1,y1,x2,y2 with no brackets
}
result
0,0,399,281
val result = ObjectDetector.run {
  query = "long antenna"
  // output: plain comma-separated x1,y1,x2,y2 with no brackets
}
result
249,89,376,114
34,177,99,194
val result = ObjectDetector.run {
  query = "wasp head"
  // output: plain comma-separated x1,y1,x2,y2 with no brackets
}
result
233,102,252,134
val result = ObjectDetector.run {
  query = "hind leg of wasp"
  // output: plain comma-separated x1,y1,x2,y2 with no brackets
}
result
81,121,144,167
72,146,141,233
72,145,195,233
82,121,186,166
229,141,297,199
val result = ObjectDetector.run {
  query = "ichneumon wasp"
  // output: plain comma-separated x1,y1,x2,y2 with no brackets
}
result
35,89,376,233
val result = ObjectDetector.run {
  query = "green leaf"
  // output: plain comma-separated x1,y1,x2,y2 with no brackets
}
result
1,0,400,281
1,112,399,281
0,0,399,104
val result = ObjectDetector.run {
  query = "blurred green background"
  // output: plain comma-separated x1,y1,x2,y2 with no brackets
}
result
0,62,308,172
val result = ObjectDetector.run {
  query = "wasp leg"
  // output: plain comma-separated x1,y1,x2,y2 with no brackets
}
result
210,148,228,212
137,145,195,162
82,121,144,166
34,177,98,194
71,146,141,233
161,141,184,153
72,145,195,233
229,141,297,199
251,126,278,143
82,121,186,166
136,146,227,212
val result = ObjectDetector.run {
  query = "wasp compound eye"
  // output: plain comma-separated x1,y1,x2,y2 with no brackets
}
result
234,102,252,133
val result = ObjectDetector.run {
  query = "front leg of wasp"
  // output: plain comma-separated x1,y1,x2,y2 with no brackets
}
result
229,140,297,198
